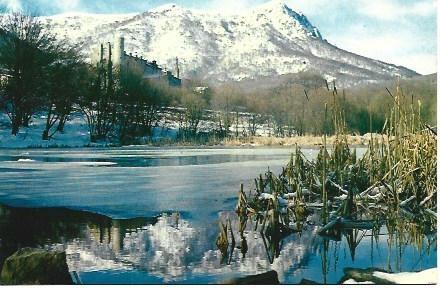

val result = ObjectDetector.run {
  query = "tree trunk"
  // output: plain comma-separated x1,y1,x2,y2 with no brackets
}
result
11,120,20,135
22,114,31,127
43,106,53,140
57,116,66,132
42,129,49,140
90,134,98,143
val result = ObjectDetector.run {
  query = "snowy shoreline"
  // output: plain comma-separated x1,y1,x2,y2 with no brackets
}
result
341,267,438,285
0,112,372,149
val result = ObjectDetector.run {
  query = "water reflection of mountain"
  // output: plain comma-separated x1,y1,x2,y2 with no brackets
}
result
0,204,436,284
64,214,209,281
0,204,315,283
0,204,156,272
55,211,316,283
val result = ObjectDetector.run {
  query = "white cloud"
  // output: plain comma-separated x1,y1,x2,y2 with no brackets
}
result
281,0,437,74
0,0,22,11
359,0,436,21
284,0,340,15
0,0,82,13
34,0,81,13
331,27,436,74
205,0,260,15
55,0,81,12
393,54,437,75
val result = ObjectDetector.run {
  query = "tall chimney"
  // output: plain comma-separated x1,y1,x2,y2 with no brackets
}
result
100,43,104,62
175,57,180,79
118,36,125,64
108,42,112,65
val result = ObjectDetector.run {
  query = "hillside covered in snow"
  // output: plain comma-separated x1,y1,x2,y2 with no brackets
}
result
40,1,418,87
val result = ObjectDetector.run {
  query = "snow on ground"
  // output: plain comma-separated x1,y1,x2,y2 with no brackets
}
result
342,279,374,284
0,109,276,149
342,268,438,285
0,111,180,148
0,112,91,148
372,268,437,284
0,111,175,148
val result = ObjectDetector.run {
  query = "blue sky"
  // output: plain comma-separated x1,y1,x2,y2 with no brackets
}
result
1,0,437,74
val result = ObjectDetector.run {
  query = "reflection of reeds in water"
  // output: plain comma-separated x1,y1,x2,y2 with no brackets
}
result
216,218,236,264
231,82,436,266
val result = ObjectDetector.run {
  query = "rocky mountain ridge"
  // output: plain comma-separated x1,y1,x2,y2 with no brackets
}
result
40,1,418,87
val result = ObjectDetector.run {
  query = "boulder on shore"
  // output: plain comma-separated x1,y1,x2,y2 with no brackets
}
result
0,247,73,285
220,270,280,285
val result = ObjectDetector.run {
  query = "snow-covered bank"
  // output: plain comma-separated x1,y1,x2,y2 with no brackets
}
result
341,267,438,285
0,112,177,148
0,111,374,149
0,110,269,149
372,268,437,284
0,112,91,148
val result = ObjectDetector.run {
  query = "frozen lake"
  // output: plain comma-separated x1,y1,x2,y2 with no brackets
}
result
0,147,436,284
0,147,305,219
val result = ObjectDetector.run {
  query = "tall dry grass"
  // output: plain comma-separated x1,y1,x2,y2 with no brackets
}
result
232,83,436,240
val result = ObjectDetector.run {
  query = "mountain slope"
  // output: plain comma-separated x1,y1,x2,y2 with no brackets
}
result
40,1,418,87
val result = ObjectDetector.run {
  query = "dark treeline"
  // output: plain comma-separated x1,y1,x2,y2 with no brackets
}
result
209,72,436,137
0,12,436,145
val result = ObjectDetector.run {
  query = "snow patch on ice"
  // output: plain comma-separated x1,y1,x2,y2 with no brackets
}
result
343,279,374,284
17,158,36,162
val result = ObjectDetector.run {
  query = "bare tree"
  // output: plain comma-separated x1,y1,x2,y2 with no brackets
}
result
79,43,118,142
42,50,85,140
182,92,206,138
116,72,170,144
0,12,58,135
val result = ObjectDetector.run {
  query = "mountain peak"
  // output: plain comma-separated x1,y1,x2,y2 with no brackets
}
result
149,3,185,13
251,1,322,39
252,0,289,13
41,3,417,86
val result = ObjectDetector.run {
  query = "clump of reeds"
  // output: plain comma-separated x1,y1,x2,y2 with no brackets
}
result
361,85,437,232
216,218,236,264
233,82,436,242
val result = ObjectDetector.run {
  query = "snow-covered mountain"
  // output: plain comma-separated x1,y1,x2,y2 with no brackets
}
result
40,1,418,87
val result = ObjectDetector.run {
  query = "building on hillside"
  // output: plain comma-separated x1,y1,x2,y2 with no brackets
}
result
91,36,181,87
